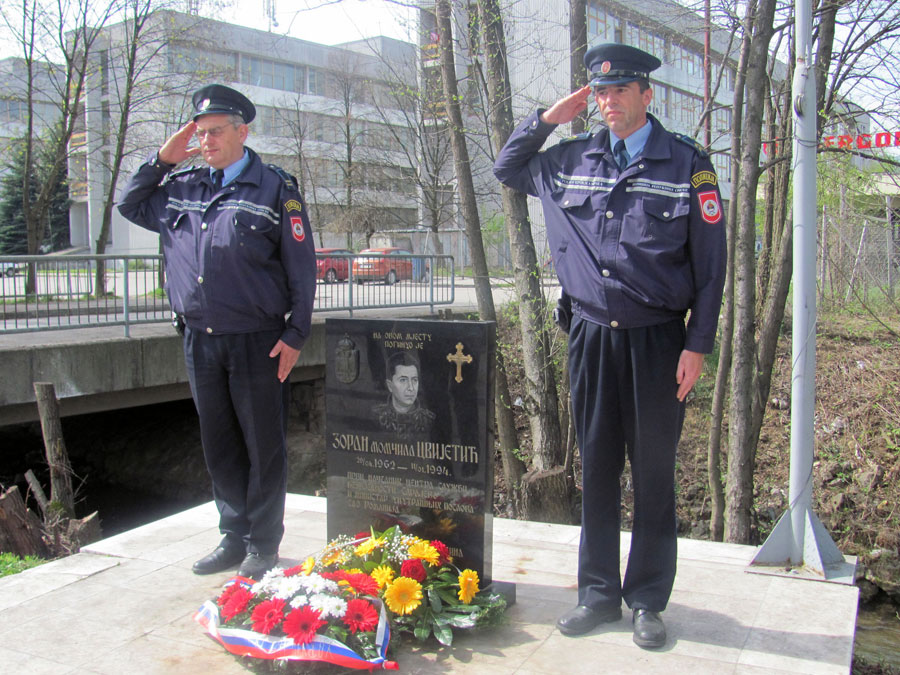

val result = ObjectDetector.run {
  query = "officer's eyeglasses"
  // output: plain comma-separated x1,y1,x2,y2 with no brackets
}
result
195,124,233,140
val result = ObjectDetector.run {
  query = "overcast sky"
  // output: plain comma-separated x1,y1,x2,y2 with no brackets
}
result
0,0,416,60
221,0,415,45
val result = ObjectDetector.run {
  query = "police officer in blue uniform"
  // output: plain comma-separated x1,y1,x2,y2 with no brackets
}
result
494,44,726,648
118,84,316,580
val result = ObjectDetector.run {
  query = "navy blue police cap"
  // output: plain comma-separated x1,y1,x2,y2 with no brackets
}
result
191,84,256,123
585,43,661,87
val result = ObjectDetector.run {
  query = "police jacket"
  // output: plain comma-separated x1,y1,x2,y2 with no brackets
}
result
494,111,726,354
118,147,316,350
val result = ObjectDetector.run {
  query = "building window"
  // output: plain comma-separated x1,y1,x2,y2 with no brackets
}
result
241,55,310,93
669,87,703,133
171,46,237,80
671,43,703,78
625,22,666,61
713,106,733,135
713,152,732,182
587,3,610,42
649,82,668,119
308,68,325,96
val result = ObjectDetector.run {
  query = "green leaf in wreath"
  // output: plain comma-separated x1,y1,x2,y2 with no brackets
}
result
414,623,431,642
436,588,459,605
446,614,478,629
428,588,443,612
433,621,453,646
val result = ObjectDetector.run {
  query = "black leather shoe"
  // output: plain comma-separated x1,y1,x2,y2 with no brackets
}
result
238,552,278,580
557,604,622,636
632,608,666,648
192,545,245,575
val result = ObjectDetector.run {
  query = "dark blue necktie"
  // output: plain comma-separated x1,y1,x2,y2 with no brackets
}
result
613,139,630,171
212,169,223,192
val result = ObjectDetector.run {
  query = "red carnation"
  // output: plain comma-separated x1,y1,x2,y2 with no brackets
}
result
283,565,304,577
283,606,327,645
346,572,379,596
354,531,370,541
430,540,452,566
217,582,242,607
250,598,287,634
400,558,427,582
221,587,254,621
322,570,350,582
343,598,379,634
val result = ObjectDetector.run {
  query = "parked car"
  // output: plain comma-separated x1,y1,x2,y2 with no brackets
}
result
352,247,414,285
0,261,23,277
315,248,353,283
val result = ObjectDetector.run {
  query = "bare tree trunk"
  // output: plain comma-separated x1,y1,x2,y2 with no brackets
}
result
435,0,525,514
707,13,753,542
569,0,588,135
33,382,75,518
725,0,777,544
479,0,563,472
478,0,566,521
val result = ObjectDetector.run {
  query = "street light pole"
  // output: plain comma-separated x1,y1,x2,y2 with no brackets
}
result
751,0,846,578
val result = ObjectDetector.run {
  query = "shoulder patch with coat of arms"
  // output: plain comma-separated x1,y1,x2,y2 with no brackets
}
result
698,190,722,224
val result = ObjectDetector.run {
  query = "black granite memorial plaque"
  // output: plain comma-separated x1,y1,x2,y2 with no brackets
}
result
325,318,495,583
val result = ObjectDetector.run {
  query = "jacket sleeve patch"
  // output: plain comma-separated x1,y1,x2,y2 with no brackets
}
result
691,170,717,188
290,216,306,242
285,199,303,213
698,190,722,224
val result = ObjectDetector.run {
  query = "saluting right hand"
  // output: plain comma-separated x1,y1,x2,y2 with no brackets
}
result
158,121,201,165
540,85,593,126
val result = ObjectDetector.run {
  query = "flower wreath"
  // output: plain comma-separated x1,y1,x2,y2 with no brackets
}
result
195,526,507,670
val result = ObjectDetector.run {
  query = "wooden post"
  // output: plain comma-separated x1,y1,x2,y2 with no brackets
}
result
33,382,76,518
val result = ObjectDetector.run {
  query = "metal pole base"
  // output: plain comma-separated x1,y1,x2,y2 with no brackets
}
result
750,507,854,583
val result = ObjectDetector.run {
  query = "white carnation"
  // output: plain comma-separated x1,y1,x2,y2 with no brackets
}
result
309,593,347,619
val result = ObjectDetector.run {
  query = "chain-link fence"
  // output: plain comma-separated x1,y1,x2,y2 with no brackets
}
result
819,207,900,309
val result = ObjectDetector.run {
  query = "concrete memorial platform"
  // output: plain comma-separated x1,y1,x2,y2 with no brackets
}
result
0,494,858,674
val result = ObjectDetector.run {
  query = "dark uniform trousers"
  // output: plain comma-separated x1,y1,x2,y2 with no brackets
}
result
184,326,289,555
569,315,686,613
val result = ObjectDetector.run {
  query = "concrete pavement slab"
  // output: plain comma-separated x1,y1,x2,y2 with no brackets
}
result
0,493,858,674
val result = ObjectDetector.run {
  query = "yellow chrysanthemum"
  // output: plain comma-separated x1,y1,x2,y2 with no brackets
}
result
354,538,378,556
371,565,395,589
300,556,316,575
407,540,440,566
384,577,423,615
321,547,350,567
457,569,479,604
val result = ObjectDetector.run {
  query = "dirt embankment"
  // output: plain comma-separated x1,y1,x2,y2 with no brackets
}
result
499,310,900,600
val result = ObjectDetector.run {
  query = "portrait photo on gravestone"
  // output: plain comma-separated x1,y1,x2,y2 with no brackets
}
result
325,318,496,583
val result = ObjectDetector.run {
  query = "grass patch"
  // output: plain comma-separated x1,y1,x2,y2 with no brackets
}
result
0,552,46,578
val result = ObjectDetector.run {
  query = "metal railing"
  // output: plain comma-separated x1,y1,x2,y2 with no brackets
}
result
0,252,455,335
314,253,454,315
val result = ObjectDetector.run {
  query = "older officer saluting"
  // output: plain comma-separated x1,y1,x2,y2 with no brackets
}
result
494,44,726,648
118,84,316,580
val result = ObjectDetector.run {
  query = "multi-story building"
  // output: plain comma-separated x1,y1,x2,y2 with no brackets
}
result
0,56,61,176
69,10,420,255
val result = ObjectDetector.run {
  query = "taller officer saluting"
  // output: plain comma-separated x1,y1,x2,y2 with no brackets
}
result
118,84,316,580
494,44,726,648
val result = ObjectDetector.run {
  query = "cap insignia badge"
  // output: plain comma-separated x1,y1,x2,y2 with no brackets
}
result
601,61,611,74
